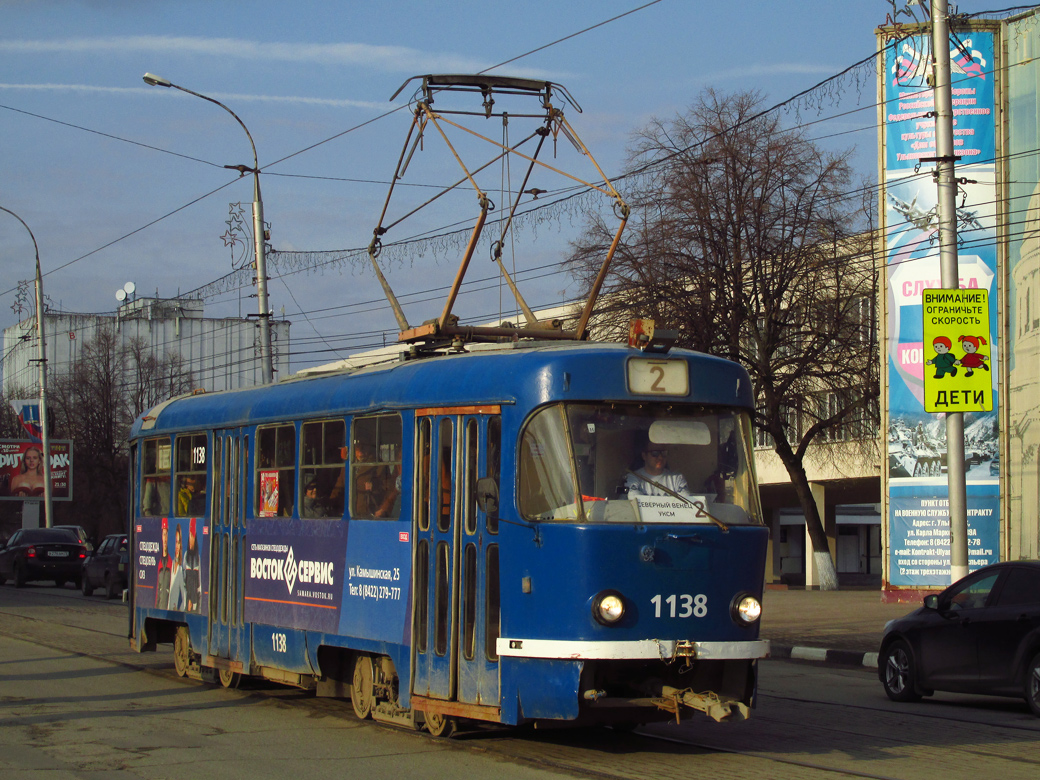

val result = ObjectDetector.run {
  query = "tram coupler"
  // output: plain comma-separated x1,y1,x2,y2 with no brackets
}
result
655,686,750,724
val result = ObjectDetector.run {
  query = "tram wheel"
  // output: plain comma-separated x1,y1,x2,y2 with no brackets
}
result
173,626,191,678
219,668,242,689
424,711,457,738
351,655,375,720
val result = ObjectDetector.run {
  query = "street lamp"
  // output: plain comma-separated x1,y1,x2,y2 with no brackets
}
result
143,73,274,384
0,206,54,528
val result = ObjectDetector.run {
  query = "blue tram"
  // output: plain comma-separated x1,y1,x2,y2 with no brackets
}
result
128,340,769,734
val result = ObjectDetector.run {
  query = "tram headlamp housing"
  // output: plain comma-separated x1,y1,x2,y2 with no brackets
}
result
592,590,626,626
731,593,762,625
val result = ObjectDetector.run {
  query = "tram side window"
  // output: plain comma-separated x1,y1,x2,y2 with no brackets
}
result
141,438,171,517
300,419,346,519
257,424,296,518
486,417,501,534
174,434,208,517
351,414,402,519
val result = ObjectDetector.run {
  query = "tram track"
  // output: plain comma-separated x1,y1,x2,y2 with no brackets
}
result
2,587,1038,780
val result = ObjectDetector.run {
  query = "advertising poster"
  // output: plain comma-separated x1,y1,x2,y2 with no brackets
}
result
244,519,348,633
338,521,413,644
0,439,73,501
259,470,279,517
882,31,1000,587
134,516,209,613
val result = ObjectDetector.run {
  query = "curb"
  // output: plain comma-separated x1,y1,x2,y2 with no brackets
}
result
769,644,879,669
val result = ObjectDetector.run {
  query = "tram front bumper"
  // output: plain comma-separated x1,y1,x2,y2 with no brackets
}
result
497,637,770,661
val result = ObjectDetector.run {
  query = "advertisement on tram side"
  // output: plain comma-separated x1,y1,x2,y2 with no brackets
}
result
134,517,208,614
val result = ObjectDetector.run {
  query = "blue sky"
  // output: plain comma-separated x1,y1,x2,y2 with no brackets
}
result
0,1,970,372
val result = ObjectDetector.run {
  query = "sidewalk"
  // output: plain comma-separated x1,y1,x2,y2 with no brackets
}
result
758,587,921,668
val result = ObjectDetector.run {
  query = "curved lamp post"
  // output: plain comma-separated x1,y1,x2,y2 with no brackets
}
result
0,206,54,528
143,73,274,384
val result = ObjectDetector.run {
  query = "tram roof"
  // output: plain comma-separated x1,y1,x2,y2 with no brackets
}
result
130,341,754,438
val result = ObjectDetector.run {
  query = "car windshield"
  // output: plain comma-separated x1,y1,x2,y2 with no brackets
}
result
518,402,763,525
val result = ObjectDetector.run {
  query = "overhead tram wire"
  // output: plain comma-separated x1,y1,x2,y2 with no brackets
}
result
0,0,673,310
2,13,1011,333
0,31,906,304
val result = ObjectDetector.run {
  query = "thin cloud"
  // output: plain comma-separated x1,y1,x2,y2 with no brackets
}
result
0,82,383,109
0,35,496,75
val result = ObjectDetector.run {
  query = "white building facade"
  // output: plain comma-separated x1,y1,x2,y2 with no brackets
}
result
3,297,291,396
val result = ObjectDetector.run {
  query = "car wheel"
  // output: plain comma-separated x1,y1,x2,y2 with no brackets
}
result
81,574,93,596
14,562,27,588
104,573,119,600
1025,651,1040,717
881,639,922,702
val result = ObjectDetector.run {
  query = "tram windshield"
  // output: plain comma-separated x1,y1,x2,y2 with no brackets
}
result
518,403,763,525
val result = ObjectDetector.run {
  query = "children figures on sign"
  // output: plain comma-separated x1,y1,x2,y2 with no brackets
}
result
957,335,990,377
926,336,958,378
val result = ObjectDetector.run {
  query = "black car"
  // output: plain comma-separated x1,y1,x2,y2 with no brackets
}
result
879,561,1040,716
81,533,129,599
0,527,89,588
54,525,93,551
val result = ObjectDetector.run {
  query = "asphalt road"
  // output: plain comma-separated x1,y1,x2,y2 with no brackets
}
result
2,584,1039,780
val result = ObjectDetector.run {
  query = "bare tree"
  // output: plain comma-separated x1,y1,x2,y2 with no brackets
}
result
569,90,880,590
48,326,195,538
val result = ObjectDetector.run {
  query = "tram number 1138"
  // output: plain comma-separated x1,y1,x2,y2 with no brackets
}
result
651,593,707,618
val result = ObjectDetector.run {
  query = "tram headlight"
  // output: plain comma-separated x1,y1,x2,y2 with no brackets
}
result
731,593,762,625
592,590,626,626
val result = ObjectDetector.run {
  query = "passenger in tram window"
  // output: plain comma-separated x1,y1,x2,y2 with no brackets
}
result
301,480,327,518
625,436,693,498
156,517,172,609
183,517,201,612
376,463,402,518
353,442,388,518
143,476,170,516
177,475,198,516
168,524,187,611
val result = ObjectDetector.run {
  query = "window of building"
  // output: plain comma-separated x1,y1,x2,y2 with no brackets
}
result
141,438,171,517
257,424,296,517
300,419,346,519
350,414,402,519
175,434,208,517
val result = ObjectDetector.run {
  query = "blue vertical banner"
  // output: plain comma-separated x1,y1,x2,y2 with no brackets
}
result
882,31,1000,588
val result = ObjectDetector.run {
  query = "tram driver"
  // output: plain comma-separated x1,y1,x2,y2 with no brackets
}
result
625,436,693,498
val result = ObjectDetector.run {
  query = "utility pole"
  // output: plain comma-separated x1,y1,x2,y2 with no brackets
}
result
143,73,275,384
1,206,53,528
930,0,969,582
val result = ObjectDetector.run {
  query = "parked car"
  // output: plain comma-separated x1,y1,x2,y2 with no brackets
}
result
0,528,89,588
53,525,93,551
879,561,1040,716
81,533,129,599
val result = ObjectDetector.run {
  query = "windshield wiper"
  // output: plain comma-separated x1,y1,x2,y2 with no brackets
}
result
626,471,728,532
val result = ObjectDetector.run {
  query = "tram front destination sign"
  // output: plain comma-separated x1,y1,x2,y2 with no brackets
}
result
921,288,993,414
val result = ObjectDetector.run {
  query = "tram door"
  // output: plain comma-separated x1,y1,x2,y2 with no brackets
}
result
412,408,501,708
208,430,249,668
